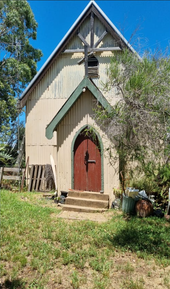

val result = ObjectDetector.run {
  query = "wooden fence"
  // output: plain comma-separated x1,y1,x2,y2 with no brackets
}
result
0,167,23,182
0,167,24,189
28,165,47,192
0,163,54,192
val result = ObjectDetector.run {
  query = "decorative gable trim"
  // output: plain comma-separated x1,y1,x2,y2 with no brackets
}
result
45,76,112,139
19,1,140,108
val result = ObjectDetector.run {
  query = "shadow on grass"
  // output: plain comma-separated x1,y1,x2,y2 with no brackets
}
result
0,279,26,289
108,217,170,260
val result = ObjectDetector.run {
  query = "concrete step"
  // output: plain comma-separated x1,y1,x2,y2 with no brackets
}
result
59,203,108,213
65,197,108,209
59,189,109,212
68,190,109,201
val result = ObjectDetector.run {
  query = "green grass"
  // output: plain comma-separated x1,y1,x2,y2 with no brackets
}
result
0,190,170,288
108,216,170,263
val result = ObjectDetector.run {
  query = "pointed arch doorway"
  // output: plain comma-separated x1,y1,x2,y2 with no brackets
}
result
73,127,102,192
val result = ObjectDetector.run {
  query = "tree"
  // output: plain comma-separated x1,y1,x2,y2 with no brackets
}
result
3,121,25,167
0,0,42,141
0,144,12,165
95,49,170,199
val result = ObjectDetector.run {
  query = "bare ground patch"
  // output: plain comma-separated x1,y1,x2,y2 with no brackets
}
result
1,253,170,289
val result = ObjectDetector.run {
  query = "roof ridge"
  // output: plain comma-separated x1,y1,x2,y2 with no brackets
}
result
19,0,140,104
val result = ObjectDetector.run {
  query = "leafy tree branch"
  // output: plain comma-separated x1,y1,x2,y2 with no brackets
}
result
0,0,42,142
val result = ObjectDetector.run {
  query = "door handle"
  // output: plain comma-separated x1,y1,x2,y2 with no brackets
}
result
84,151,96,164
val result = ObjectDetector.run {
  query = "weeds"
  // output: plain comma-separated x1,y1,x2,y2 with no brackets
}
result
164,276,170,289
71,270,79,289
124,262,134,273
93,274,110,289
121,278,144,289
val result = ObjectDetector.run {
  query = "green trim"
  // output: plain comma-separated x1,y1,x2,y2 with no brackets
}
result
71,125,104,191
46,77,112,139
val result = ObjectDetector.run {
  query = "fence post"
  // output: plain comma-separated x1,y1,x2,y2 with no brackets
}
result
168,188,170,215
0,167,4,185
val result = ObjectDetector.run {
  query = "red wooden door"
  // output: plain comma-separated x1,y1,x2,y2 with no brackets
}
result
74,131,101,192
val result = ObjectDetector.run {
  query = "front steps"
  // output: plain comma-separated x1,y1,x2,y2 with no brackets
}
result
59,190,109,212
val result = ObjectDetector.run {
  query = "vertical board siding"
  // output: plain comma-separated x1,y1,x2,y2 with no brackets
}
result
26,98,65,146
26,50,86,152
57,90,119,196
25,11,120,198
26,51,116,160
80,16,91,45
98,33,117,48
26,141,57,166
66,36,83,50
94,17,106,45
28,54,84,101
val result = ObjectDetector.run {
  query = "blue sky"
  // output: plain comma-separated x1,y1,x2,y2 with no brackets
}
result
28,0,170,72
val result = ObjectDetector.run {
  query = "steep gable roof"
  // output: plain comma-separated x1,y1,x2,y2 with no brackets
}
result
19,0,138,108
46,76,112,139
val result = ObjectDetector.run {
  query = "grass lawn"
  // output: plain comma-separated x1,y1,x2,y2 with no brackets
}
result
0,189,170,289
